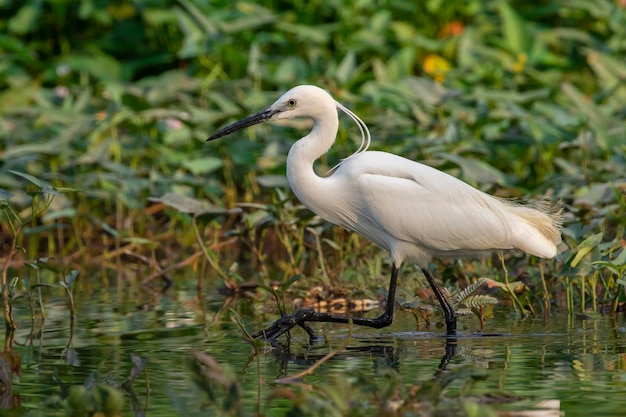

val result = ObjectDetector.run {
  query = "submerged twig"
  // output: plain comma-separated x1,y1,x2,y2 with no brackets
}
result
499,253,525,314
230,309,257,344
192,214,230,282
1,227,22,331
141,249,202,285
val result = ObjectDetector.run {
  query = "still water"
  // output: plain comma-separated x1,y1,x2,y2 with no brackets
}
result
6,280,626,416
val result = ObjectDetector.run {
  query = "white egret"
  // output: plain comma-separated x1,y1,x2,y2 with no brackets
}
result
207,85,563,340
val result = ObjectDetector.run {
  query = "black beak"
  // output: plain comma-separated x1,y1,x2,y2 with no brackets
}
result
207,108,276,141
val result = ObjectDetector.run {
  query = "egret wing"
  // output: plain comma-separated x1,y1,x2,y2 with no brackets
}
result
344,152,516,256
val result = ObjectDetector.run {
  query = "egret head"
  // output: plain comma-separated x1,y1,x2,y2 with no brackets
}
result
207,85,334,141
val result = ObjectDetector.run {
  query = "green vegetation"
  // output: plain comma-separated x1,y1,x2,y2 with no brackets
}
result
1,0,625,414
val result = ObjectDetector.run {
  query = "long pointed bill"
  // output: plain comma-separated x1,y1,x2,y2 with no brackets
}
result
207,108,276,141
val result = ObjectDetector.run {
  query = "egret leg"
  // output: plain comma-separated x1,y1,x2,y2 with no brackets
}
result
252,264,401,342
421,268,456,335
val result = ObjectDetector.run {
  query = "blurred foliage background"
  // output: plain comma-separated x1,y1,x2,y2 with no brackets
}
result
1,0,625,318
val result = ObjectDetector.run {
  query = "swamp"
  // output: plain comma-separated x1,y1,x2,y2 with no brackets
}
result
1,0,625,416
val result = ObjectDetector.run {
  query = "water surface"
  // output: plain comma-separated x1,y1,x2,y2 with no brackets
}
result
7,279,626,416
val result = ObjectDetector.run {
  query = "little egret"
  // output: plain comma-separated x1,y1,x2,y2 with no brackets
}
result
207,85,562,340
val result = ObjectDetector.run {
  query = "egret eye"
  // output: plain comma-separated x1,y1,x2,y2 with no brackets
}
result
287,99,297,107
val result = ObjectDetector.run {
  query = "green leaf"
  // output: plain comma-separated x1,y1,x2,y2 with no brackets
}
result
275,22,329,44
614,247,626,267
499,2,529,54
438,153,506,185
8,170,47,189
385,47,415,82
149,193,240,217
273,56,308,84
55,187,81,194
62,53,123,83
24,258,60,274
461,294,498,308
99,219,119,237
64,270,80,288
591,261,621,276
321,238,341,251
177,0,218,34
42,208,77,222
571,232,603,267
2,142,65,159
256,175,288,188
279,274,302,291
149,193,212,214
560,83,604,126
29,283,56,290
335,51,356,85
400,77,456,106
122,237,159,247
574,183,615,206
8,3,40,35
182,157,224,175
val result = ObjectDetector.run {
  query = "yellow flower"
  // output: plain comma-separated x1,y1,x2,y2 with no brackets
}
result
512,53,528,73
422,54,451,82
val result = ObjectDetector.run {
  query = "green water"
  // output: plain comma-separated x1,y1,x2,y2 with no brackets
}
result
6,280,626,416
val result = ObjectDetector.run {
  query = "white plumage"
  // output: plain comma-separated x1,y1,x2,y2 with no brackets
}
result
208,84,563,338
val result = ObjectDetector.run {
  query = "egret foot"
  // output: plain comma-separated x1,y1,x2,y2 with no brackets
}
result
251,309,318,342
252,308,395,343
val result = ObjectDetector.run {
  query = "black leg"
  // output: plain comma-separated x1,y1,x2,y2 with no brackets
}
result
437,337,458,370
421,268,456,335
253,263,401,342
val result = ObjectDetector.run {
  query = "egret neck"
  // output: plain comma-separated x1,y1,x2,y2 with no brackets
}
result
286,103,339,213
